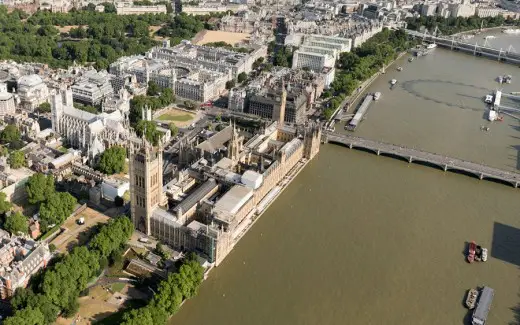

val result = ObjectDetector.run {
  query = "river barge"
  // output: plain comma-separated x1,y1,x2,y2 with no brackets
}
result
472,286,494,325
345,94,373,131
467,241,476,263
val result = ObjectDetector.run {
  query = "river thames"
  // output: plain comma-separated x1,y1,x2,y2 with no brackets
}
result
171,32,520,325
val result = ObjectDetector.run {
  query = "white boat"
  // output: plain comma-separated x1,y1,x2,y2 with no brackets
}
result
397,67,403,71
505,75,512,84
484,95,493,104
390,79,397,85
482,248,488,262
426,43,437,49
503,29,520,34
498,75,504,83
373,92,381,100
408,57,414,62
484,35,496,39
488,110,498,121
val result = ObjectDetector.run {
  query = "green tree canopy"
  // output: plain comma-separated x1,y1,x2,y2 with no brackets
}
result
89,215,133,258
37,102,51,114
0,192,12,214
168,123,178,137
4,307,45,325
0,124,21,144
38,192,77,228
97,146,126,175
237,72,247,83
9,150,26,169
135,120,161,145
4,211,28,235
25,173,56,205
225,80,235,90
147,80,160,96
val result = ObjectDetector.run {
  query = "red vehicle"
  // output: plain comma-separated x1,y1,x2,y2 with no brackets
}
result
467,241,476,263
200,101,213,108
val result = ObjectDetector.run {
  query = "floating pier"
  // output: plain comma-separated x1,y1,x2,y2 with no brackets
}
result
346,94,373,131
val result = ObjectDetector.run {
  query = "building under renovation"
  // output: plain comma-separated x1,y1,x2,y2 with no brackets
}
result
130,120,321,266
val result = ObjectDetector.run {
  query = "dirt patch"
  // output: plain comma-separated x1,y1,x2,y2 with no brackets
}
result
56,25,82,33
50,208,110,254
194,30,251,46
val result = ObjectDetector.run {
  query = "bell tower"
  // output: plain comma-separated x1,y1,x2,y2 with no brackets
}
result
129,137,163,235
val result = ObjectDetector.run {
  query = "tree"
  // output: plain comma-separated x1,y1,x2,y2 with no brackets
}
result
26,173,55,205
168,123,178,137
237,72,247,83
0,124,20,144
0,192,12,214
37,102,51,114
97,146,126,175
135,120,161,145
9,150,25,169
147,80,160,96
38,192,77,228
4,308,45,325
225,80,235,90
89,216,133,258
0,146,7,157
4,212,28,235
184,100,196,110
122,190,130,202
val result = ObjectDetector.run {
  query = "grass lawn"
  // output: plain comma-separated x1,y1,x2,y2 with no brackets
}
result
111,283,126,292
158,113,194,122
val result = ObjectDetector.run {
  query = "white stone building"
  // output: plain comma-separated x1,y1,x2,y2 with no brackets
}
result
16,74,49,111
116,3,167,15
0,83,15,116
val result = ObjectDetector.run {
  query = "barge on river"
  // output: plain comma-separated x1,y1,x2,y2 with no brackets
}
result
345,94,374,131
472,286,494,325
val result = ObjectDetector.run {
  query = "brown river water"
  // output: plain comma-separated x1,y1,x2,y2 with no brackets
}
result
170,33,520,325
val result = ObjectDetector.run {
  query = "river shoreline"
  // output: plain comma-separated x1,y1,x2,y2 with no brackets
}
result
327,51,407,126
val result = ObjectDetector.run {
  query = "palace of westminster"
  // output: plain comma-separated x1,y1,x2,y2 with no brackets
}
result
129,116,321,265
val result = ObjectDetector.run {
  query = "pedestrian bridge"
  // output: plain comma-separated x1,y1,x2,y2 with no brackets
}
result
323,132,520,188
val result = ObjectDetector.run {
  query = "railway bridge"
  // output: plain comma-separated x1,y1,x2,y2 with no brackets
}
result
323,132,520,188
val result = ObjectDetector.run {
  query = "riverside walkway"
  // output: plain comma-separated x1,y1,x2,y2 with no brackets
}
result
323,132,520,187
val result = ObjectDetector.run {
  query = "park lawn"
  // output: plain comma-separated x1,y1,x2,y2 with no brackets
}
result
111,283,126,292
158,113,194,122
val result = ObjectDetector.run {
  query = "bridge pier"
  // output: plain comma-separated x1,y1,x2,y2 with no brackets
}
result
515,182,518,188
377,149,380,156
349,143,353,149
444,164,448,172
479,173,484,180
408,156,413,163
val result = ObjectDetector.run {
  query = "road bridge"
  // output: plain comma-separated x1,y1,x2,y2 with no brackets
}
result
405,30,520,64
323,132,520,188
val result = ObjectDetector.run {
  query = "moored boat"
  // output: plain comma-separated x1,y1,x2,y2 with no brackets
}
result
503,29,520,34
467,241,476,263
390,79,397,85
466,288,479,309
482,248,488,262
397,66,403,71
373,92,381,101
408,57,414,62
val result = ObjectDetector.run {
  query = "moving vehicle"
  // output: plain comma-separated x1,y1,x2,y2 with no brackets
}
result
77,217,85,225
138,237,149,243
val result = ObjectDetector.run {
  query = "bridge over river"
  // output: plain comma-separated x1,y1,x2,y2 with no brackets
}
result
405,29,520,65
323,132,520,188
